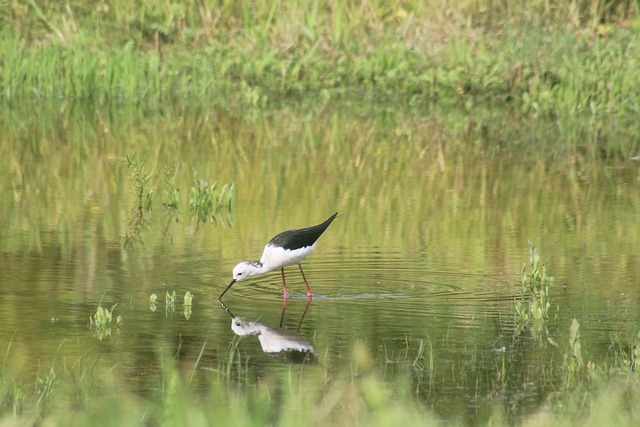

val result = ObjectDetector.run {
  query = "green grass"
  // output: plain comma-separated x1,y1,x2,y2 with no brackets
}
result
1,326,639,426
1,1,639,116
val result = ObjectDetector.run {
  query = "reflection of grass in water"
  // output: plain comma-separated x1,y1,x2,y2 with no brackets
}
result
122,154,233,247
1,327,639,426
189,167,234,230
123,153,154,248
161,162,181,244
1,101,638,310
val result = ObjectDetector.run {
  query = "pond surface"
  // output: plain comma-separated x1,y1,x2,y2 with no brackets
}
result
1,99,639,423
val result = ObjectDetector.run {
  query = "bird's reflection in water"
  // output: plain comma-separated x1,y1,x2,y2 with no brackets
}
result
219,299,316,364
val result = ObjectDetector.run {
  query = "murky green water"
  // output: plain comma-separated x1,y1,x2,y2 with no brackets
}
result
1,99,639,423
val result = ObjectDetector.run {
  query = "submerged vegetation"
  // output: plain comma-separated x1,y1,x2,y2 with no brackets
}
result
2,1,640,116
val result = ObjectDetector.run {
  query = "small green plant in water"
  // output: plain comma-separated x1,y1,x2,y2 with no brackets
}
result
564,319,584,388
161,163,180,210
89,304,122,341
162,291,178,317
189,168,234,229
161,162,181,243
122,157,234,243
183,291,194,320
514,299,529,326
149,293,158,312
183,291,193,306
515,241,554,334
149,291,194,319
123,153,154,248
166,291,177,307
521,240,554,288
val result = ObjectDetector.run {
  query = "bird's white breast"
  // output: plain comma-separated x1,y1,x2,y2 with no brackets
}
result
258,329,315,354
259,242,316,272
232,318,315,353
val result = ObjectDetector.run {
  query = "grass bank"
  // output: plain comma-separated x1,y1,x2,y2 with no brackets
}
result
1,1,639,116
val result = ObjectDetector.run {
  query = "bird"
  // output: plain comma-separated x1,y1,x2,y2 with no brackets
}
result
219,299,315,363
218,212,338,301
231,317,316,362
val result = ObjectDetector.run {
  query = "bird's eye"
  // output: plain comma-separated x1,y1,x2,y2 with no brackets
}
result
234,321,241,326
237,272,243,276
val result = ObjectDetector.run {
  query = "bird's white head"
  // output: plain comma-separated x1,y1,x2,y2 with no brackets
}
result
219,262,264,300
232,261,262,282
231,318,262,336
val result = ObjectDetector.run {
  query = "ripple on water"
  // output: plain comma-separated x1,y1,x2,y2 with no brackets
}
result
230,258,509,297
219,249,517,342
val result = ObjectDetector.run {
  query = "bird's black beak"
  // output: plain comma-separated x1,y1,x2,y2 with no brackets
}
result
218,279,236,300
217,298,235,318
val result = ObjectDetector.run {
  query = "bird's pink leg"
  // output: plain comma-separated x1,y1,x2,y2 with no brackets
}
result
281,267,289,299
299,264,312,300
279,296,288,328
297,298,311,332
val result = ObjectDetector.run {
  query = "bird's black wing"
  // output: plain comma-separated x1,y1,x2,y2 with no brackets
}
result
268,212,338,250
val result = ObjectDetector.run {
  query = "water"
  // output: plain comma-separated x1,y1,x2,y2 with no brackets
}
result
1,99,639,423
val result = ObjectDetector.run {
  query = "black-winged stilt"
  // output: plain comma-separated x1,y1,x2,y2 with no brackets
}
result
218,212,338,300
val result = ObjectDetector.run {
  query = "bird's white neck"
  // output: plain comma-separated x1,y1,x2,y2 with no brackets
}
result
232,261,269,282
232,318,265,336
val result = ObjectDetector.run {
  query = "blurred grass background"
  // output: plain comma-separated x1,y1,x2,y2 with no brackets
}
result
1,1,639,116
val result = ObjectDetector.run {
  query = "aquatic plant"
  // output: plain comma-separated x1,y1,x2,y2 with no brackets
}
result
149,293,158,312
183,291,193,320
89,304,122,341
122,155,234,245
161,162,181,243
564,319,584,388
123,153,154,248
189,169,234,229
148,291,194,319
183,291,193,306
165,291,177,310
515,242,554,335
